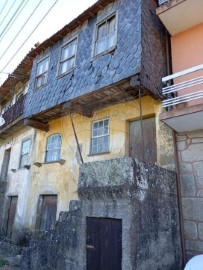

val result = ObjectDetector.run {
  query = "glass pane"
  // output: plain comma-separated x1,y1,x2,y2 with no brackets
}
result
22,140,30,155
108,16,115,34
61,46,69,60
96,39,107,55
46,149,60,162
20,154,28,167
97,23,106,40
107,32,116,49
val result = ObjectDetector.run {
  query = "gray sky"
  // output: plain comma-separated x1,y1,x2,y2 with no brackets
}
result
0,0,97,85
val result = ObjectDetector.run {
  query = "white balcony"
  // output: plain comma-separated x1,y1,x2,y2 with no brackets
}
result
160,64,203,132
156,0,203,36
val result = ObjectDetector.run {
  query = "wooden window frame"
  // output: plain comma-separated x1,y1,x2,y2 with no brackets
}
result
57,37,78,77
93,12,118,58
35,56,50,90
45,134,62,163
90,118,110,155
19,138,31,168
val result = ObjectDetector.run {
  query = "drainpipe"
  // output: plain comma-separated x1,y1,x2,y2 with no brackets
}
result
173,131,186,266
165,29,186,266
69,113,84,164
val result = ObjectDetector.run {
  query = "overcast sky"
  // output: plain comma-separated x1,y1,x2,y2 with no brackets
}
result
0,0,97,85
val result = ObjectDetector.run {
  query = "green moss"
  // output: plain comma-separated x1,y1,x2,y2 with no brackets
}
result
0,258,8,267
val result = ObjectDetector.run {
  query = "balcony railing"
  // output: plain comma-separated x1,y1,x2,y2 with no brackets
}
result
0,94,26,129
158,0,169,5
162,64,203,108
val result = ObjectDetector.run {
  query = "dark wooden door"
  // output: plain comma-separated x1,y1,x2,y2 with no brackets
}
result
86,217,122,270
129,117,157,164
6,196,18,238
39,195,57,231
0,148,11,181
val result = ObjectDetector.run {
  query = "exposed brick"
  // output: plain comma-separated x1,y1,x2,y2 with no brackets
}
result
193,162,203,189
180,174,196,197
198,223,203,240
182,198,203,222
181,144,203,162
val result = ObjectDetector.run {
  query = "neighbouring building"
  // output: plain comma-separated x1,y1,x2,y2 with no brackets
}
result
157,0,203,262
0,0,183,269
0,53,36,241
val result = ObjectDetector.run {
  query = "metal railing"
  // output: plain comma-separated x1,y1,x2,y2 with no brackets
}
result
0,94,26,129
158,0,169,5
162,64,203,108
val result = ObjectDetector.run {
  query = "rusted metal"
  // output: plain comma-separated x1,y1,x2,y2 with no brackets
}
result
139,88,145,162
70,113,84,164
0,94,25,130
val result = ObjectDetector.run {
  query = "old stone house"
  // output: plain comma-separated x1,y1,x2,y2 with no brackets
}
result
0,0,183,269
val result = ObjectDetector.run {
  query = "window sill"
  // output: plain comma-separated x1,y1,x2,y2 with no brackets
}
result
91,45,117,61
34,83,48,91
43,159,66,165
87,151,110,157
56,68,75,79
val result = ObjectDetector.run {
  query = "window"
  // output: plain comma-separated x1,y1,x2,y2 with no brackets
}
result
91,119,109,154
16,91,24,102
35,57,49,89
58,38,77,76
94,14,117,56
45,134,62,162
19,139,31,168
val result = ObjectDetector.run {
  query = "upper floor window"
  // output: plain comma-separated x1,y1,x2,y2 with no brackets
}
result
45,134,62,162
91,119,109,154
94,13,117,56
16,91,24,102
58,38,77,76
35,57,49,89
19,139,31,168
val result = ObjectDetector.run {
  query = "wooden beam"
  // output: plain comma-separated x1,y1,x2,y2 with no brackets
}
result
24,119,49,132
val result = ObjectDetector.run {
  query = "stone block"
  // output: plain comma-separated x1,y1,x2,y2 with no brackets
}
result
193,162,203,189
181,144,203,162
182,198,203,222
184,221,197,240
179,163,193,175
177,141,186,151
188,130,203,139
186,240,203,252
198,223,203,240
180,174,196,197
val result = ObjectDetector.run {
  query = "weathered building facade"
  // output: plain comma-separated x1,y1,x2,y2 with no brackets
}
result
0,54,35,241
157,0,203,262
0,0,183,269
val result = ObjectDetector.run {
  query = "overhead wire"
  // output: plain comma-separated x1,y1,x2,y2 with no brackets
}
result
0,0,60,74
0,0,30,43
0,0,28,40
0,0,9,16
0,0,15,28
0,0,44,59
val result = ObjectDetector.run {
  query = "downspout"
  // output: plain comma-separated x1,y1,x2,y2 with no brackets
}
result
69,113,84,164
165,29,186,266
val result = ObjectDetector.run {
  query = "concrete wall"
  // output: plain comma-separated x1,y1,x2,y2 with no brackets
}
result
0,127,35,237
20,157,182,270
24,97,175,230
176,130,203,260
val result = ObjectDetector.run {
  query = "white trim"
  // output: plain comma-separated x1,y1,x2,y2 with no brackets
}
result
162,63,203,83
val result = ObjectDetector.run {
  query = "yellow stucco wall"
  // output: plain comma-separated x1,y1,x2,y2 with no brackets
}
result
25,96,175,229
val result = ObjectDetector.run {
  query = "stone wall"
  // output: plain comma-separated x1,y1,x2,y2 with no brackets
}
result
176,130,203,260
20,157,182,270
0,181,7,232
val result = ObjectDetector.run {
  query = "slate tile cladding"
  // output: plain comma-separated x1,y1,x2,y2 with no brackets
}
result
24,0,166,118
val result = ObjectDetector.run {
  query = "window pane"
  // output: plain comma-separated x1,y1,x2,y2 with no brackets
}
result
91,120,109,154
46,135,61,161
108,16,115,34
20,154,28,167
97,23,106,40
96,39,107,55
